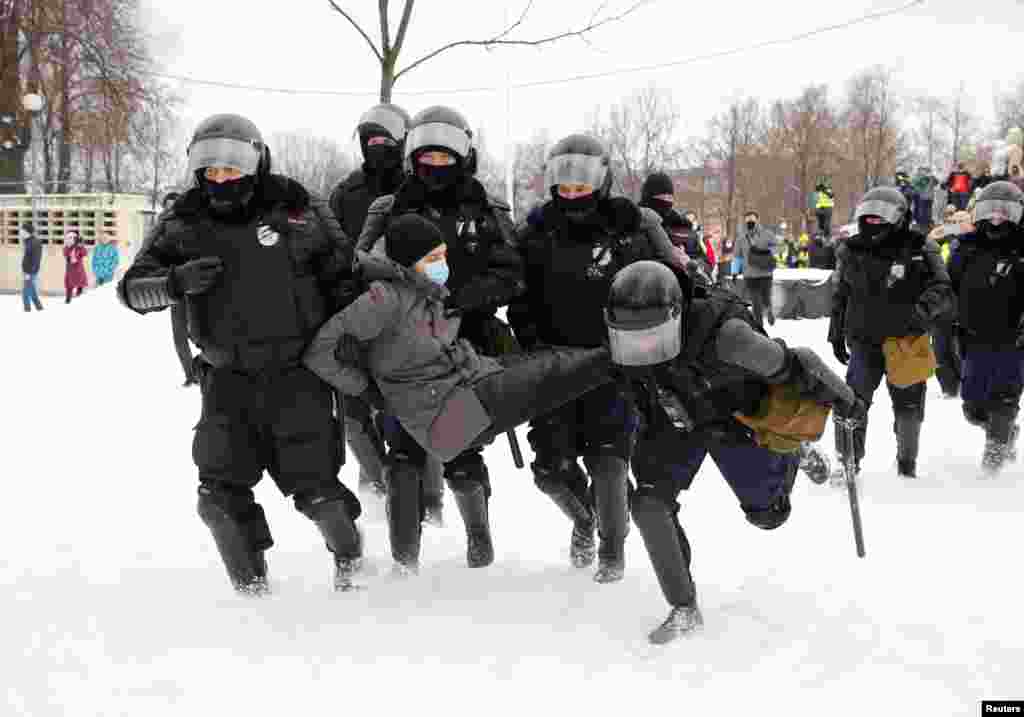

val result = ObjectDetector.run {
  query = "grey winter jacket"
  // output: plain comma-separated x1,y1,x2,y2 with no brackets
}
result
736,225,779,279
304,251,502,454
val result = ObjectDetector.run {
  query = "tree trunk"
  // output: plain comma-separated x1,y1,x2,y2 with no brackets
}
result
57,6,72,194
83,145,94,192
379,57,395,103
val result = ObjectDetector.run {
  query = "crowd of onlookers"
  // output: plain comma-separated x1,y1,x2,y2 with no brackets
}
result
19,222,121,312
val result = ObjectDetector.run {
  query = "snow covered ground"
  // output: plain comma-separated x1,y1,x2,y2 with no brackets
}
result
4,286,1021,716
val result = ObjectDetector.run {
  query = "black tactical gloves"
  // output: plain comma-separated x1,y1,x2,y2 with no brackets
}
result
170,257,224,297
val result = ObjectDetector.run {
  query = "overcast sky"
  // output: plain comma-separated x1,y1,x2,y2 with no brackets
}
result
140,0,1023,167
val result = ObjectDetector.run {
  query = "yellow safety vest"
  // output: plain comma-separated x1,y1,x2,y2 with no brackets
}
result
816,191,834,209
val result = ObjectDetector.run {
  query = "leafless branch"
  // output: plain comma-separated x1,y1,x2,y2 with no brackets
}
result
394,0,646,81
379,0,391,52
391,0,415,59
327,1,383,62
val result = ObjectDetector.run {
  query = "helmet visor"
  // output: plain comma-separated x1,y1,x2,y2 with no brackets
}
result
406,122,471,161
854,199,903,224
187,137,261,176
974,199,1023,225
357,106,408,142
545,153,608,191
605,308,681,366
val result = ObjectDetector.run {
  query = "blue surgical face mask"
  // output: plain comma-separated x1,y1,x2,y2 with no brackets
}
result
423,260,449,286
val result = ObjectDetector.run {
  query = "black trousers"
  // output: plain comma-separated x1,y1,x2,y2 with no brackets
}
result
193,363,359,532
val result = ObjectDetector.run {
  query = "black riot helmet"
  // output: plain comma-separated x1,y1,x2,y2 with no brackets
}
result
186,113,269,215
404,105,476,190
544,133,613,222
605,261,685,367
974,180,1024,242
851,186,910,247
357,103,411,171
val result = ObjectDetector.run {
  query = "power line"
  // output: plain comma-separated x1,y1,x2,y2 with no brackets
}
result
146,0,925,97
511,0,926,89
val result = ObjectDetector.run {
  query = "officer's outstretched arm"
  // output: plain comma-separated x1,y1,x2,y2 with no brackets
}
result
714,319,855,410
303,281,401,396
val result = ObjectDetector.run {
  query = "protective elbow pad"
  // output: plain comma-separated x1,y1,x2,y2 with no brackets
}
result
122,276,179,312
788,346,856,409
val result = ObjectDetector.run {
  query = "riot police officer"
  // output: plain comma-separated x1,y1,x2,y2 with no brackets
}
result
828,187,955,479
118,114,362,594
509,136,676,583
604,261,855,644
328,104,447,524
355,105,525,573
948,181,1024,475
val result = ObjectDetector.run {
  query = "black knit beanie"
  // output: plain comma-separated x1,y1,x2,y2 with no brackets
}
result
386,214,445,267
641,172,674,203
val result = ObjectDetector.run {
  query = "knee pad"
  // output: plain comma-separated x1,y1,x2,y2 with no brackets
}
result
532,457,587,498
582,438,631,463
631,481,679,517
445,452,490,498
744,494,791,531
198,484,273,551
962,401,988,428
387,449,427,469
889,382,926,420
293,482,362,523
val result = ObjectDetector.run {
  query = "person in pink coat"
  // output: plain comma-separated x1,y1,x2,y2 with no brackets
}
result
63,230,88,303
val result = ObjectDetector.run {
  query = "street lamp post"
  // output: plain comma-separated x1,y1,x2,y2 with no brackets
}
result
22,92,44,236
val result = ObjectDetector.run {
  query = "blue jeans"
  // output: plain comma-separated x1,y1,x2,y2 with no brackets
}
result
22,273,43,311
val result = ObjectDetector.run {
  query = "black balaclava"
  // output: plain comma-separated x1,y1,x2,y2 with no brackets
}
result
555,192,601,223
414,150,462,194
640,172,675,218
200,173,257,220
745,215,758,232
362,134,402,174
857,218,896,245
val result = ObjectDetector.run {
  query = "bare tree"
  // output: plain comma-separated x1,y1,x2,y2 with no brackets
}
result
941,82,978,169
909,94,949,172
268,130,354,198
328,0,648,102
769,85,841,231
510,131,550,218
689,97,768,239
131,82,187,208
994,79,1024,138
589,84,686,200
843,66,906,191
471,127,507,200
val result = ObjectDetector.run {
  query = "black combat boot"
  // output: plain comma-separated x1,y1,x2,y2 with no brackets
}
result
894,411,922,479
304,497,363,591
197,493,270,596
534,460,596,567
422,457,445,528
631,493,702,644
983,406,1018,476
452,484,494,568
383,459,423,573
587,455,630,583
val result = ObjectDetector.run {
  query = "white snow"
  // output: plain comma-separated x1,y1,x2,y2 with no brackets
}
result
3,288,1022,716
